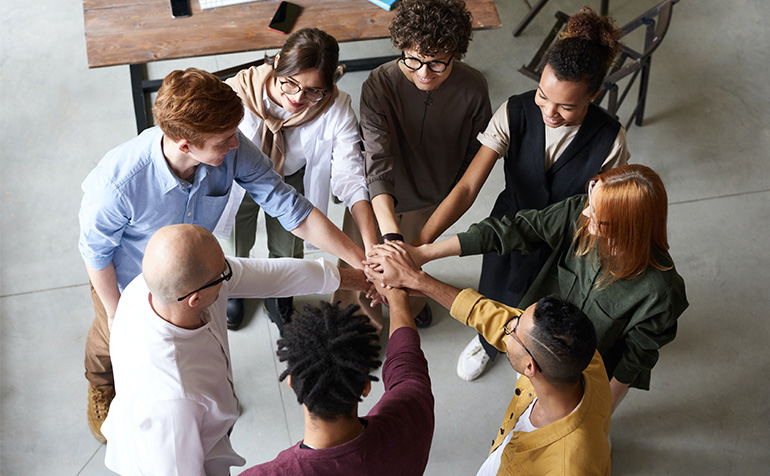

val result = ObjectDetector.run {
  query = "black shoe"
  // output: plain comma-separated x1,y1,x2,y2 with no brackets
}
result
414,304,432,328
264,297,294,335
227,298,245,330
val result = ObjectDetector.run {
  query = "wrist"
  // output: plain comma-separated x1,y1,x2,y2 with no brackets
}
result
405,269,428,292
381,233,403,243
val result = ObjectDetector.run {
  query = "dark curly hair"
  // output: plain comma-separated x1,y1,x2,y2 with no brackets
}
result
545,7,623,95
277,301,382,421
527,295,596,385
389,0,474,58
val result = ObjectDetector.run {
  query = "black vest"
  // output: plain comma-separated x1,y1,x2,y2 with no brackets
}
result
492,90,620,219
479,90,621,308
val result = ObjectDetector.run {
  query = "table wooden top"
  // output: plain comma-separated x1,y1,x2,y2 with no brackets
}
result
83,0,501,68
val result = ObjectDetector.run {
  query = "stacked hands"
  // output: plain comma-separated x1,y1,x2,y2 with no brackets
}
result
363,241,428,303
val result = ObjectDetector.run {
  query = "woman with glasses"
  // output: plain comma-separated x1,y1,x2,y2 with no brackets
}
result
411,7,631,381
217,28,377,332
357,0,492,329
393,164,688,411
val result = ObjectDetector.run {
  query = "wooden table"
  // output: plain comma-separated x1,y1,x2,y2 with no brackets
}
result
82,0,501,131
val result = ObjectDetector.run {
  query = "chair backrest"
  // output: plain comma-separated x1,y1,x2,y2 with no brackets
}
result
597,0,679,127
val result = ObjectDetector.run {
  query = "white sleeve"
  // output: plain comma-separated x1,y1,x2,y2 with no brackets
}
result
329,93,370,209
139,399,207,476
226,257,341,299
477,100,510,157
600,125,631,172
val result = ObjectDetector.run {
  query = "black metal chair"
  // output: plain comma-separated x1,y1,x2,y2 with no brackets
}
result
513,0,609,37
517,0,681,129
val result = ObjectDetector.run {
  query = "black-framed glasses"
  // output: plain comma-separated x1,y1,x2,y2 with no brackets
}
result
279,78,326,102
503,315,542,372
177,260,232,301
399,52,453,73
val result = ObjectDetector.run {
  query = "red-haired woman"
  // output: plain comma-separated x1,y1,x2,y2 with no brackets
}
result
405,164,688,411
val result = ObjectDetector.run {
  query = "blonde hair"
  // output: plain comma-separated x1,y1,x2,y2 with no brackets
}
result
574,164,671,287
153,68,244,147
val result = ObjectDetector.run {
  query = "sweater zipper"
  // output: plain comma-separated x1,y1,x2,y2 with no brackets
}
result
418,91,432,148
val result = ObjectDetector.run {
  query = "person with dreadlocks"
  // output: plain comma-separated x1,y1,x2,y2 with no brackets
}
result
240,281,434,474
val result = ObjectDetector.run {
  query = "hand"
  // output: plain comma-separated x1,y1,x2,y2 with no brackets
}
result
365,281,389,307
374,284,409,304
363,241,422,290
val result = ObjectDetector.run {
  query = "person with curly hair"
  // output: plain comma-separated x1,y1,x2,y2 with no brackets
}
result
411,7,632,381
240,287,434,475
78,67,366,444
345,0,492,330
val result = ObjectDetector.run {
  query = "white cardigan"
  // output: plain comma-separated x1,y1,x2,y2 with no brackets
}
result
214,90,369,237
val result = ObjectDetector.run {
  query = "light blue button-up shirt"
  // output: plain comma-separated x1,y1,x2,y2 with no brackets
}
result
78,126,312,291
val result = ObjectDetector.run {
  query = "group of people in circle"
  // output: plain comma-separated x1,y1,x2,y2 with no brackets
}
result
79,0,688,474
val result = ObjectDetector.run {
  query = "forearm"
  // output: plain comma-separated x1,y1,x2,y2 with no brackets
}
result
349,200,379,252
371,194,400,235
337,268,369,293
291,208,365,269
403,270,462,311
386,289,416,336
413,145,499,246
414,189,475,246
86,263,121,319
413,236,462,265
610,377,630,413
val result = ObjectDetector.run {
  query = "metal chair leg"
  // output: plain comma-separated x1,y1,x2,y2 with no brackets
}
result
513,0,550,37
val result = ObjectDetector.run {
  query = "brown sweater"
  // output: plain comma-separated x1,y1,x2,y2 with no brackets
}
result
360,59,492,213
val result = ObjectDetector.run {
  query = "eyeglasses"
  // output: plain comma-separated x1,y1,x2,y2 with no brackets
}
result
399,52,453,73
177,260,232,301
279,78,326,102
503,315,542,372
587,180,598,225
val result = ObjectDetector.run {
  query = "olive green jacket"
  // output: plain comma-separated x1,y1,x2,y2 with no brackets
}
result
457,195,688,389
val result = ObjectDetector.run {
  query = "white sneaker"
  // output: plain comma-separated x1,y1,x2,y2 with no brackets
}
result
457,336,492,381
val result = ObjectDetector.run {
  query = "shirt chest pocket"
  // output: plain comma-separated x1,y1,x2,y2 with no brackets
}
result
197,193,232,229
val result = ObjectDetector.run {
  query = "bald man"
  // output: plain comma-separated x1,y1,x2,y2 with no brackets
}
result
101,224,369,476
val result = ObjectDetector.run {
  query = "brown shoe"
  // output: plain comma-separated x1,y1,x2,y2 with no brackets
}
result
88,383,115,444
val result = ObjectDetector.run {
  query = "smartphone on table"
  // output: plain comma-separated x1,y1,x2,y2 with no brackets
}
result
170,0,192,18
269,1,301,34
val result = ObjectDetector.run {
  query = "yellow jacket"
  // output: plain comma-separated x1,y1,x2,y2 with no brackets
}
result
450,289,612,475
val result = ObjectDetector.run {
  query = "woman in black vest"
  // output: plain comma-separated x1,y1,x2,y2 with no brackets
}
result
412,7,629,380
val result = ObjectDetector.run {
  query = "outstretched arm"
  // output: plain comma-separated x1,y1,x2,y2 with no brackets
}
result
413,145,499,246
349,199,379,254
371,194,400,236
291,207,365,269
377,284,416,337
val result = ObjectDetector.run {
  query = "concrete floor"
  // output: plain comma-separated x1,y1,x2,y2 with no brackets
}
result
2,0,769,474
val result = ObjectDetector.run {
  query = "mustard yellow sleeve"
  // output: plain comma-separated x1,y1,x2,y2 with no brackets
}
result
450,289,523,353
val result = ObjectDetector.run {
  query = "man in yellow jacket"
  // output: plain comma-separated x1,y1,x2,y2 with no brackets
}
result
365,242,611,475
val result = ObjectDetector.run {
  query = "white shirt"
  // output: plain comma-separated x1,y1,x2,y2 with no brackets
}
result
103,257,341,476
214,90,369,238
